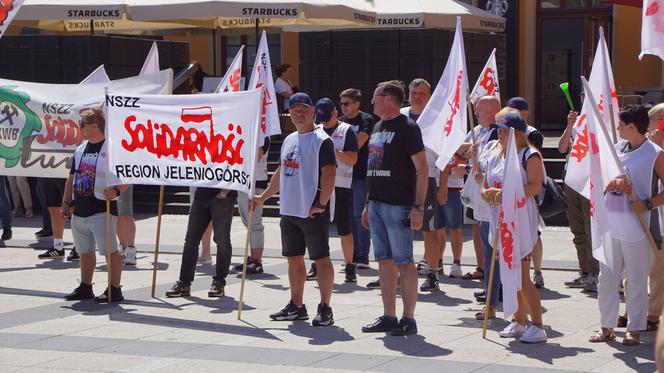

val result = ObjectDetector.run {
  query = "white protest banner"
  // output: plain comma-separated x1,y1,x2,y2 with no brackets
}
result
79,65,111,85
0,0,23,39
565,28,621,198
248,30,281,137
0,69,172,178
106,88,263,192
640,0,664,61
417,17,468,170
216,46,244,93
469,48,500,105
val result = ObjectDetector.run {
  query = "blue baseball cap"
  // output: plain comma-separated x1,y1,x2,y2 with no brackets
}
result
315,97,336,122
496,113,527,133
288,92,313,108
507,97,529,111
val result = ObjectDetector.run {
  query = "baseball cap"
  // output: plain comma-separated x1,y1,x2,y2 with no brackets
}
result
507,97,529,111
288,92,313,108
495,113,527,133
315,97,335,122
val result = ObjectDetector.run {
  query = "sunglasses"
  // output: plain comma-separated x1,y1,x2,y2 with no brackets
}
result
339,101,355,107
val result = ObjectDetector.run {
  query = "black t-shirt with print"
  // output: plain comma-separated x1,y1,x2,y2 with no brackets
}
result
340,111,376,180
70,140,118,217
367,114,424,206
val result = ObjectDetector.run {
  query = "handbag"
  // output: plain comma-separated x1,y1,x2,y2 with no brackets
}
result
521,150,567,219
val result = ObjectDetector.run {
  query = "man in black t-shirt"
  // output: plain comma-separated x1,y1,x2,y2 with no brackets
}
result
360,81,428,336
338,88,376,269
62,109,128,303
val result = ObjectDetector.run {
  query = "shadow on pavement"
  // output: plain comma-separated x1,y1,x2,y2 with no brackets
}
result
0,286,66,299
181,296,256,314
537,288,571,301
506,341,593,364
417,291,473,307
286,323,355,345
378,334,452,357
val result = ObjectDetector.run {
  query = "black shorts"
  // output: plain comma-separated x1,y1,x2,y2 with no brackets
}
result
280,212,330,260
333,187,352,236
43,178,66,207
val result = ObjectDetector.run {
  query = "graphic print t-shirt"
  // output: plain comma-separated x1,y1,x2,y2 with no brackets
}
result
367,114,424,206
70,140,117,217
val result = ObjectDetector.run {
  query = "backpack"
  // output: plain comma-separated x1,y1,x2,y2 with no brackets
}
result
521,149,568,219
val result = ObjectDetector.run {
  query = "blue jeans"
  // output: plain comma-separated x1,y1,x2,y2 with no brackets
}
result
351,178,370,261
0,176,12,230
368,200,413,265
481,221,501,306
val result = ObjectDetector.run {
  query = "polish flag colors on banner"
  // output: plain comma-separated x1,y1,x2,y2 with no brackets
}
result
216,46,244,93
106,88,264,193
640,0,664,61
0,0,23,39
469,48,500,105
139,42,161,76
79,65,111,85
248,30,281,137
564,27,621,198
417,16,469,171
498,128,532,318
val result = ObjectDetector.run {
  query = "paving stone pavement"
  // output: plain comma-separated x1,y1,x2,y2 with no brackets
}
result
0,214,656,372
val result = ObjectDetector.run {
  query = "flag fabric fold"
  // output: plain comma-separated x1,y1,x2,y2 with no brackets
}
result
79,65,111,85
416,16,469,171
216,46,244,93
640,0,664,61
139,42,160,76
248,31,281,137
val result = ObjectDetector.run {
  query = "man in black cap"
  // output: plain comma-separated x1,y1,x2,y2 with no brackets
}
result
253,92,337,327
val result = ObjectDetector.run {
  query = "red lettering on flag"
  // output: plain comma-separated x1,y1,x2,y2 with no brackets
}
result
498,209,514,270
516,196,526,209
0,0,16,26
229,68,241,92
479,67,496,96
443,70,463,137
571,124,590,162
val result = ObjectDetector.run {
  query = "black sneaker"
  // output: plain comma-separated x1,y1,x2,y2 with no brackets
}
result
94,286,124,303
312,303,334,327
38,247,65,259
420,272,439,291
306,263,317,281
67,248,80,262
362,316,399,333
474,290,486,298
391,317,418,336
344,263,357,283
165,281,191,297
64,283,94,301
234,257,263,274
1,229,12,240
35,229,53,239
366,279,380,289
270,301,309,321
208,280,225,297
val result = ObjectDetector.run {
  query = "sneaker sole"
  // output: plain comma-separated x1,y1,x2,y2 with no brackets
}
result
39,256,64,259
356,264,370,270
64,295,95,301
344,278,357,283
420,286,439,292
312,319,334,327
306,277,317,281
391,329,417,336
95,296,124,303
499,333,523,338
270,315,309,321
520,337,547,343
165,292,190,298
208,293,224,297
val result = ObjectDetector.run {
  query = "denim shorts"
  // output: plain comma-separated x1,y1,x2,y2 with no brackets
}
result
368,200,414,265
438,191,463,229
72,213,118,255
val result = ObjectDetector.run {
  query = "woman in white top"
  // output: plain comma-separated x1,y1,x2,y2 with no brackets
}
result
481,110,547,343
274,64,296,112
590,105,664,346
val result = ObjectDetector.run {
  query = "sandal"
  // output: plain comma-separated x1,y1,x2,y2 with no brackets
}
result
475,306,495,320
462,267,484,280
588,329,616,343
646,319,659,332
623,332,640,346
617,315,627,328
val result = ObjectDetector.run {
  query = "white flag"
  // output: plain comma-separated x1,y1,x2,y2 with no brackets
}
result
498,128,531,318
216,46,244,93
469,48,500,105
0,0,23,39
565,27,621,198
640,0,664,61
139,42,160,76
79,65,111,85
417,17,469,171
248,31,281,137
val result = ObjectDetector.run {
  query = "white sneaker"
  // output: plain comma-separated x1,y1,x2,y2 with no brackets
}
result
124,246,137,266
499,321,527,338
520,325,547,343
449,263,463,278
417,260,429,275
198,255,213,265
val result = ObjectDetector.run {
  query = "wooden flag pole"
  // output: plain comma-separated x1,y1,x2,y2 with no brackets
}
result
482,226,501,339
105,199,113,303
151,185,165,298
237,207,255,320
581,77,659,254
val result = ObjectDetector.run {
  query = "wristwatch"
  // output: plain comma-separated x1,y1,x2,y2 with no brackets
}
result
645,199,654,210
313,200,327,210
413,204,424,212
